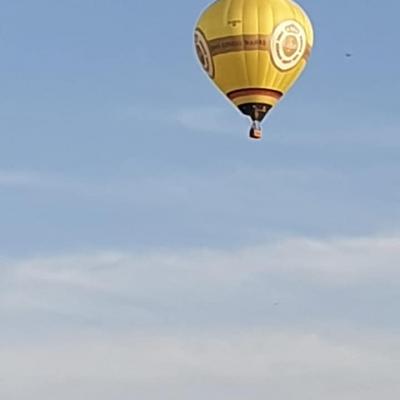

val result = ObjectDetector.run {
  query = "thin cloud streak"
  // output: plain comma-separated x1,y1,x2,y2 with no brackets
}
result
121,103,244,135
1,235,400,328
0,330,399,400
0,171,44,187
5,235,400,287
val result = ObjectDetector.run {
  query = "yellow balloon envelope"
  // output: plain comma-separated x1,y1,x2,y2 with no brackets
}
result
194,0,314,139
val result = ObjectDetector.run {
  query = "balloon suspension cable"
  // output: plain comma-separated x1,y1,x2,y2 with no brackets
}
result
249,120,262,140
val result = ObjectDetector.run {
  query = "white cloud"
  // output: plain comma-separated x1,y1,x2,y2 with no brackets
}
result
0,234,398,334
1,235,400,398
0,330,399,400
3,235,400,293
0,171,43,186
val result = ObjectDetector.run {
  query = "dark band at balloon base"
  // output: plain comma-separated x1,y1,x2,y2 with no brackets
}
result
227,88,283,101
227,88,283,122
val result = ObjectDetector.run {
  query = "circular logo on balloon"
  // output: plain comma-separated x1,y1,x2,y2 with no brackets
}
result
194,29,215,79
270,20,307,71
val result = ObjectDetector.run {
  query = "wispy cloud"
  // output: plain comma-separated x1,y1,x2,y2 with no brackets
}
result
0,171,44,187
1,165,399,252
0,330,399,400
1,235,400,398
174,105,244,135
1,235,400,321
118,102,400,148
121,103,244,135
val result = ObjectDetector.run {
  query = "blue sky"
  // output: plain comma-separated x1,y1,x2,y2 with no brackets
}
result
1,0,400,399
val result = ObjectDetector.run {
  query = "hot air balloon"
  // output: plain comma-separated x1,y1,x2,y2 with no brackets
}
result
194,0,314,140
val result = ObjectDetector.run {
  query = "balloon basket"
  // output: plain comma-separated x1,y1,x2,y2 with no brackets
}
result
249,121,262,140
